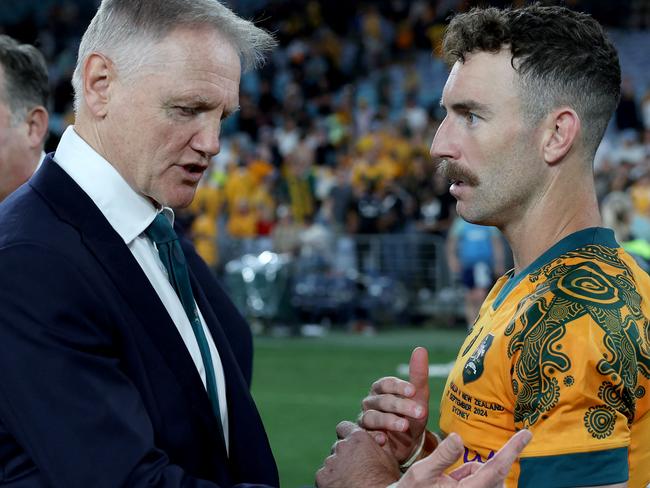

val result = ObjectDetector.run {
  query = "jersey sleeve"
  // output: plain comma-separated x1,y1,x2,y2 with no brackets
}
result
507,266,644,487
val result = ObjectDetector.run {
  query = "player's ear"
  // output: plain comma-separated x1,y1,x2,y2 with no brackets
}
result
541,108,580,165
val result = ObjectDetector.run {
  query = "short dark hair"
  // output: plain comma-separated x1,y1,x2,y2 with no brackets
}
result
442,4,621,159
0,35,49,124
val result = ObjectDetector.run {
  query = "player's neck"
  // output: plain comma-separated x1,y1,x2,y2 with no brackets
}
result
502,179,601,276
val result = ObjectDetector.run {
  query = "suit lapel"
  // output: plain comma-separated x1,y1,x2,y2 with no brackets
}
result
189,269,270,476
30,158,223,443
188,268,241,447
188,267,279,484
189,267,246,401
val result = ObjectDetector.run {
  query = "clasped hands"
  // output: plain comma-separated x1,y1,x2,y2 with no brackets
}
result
316,347,531,488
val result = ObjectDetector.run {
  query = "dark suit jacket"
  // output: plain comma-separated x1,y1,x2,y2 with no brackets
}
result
0,157,278,488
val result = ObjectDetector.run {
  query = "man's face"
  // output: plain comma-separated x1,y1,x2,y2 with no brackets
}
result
431,50,543,227
102,26,241,208
0,70,38,201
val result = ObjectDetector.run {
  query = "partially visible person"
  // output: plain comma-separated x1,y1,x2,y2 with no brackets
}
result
0,0,279,486
414,170,456,237
323,4,649,488
272,204,304,256
627,169,650,243
601,191,650,272
616,78,642,132
446,217,505,328
641,87,650,131
0,34,49,202
186,176,224,268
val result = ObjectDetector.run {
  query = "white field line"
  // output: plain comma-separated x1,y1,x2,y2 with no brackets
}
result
396,362,455,378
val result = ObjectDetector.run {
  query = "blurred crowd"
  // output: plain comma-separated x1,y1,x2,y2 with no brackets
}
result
2,0,650,284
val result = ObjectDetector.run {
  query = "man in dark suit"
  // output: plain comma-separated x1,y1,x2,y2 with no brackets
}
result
0,0,278,486
0,34,49,202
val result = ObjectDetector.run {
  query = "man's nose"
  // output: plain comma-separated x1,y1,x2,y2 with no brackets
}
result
429,117,460,162
192,117,222,159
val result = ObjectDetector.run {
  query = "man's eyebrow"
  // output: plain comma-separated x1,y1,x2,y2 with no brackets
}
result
163,97,240,118
440,99,492,115
166,95,213,108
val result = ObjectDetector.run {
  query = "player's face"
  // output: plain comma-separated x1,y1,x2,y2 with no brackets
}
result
103,26,240,208
431,50,543,227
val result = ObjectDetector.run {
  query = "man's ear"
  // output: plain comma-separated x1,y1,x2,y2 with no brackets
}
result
24,106,49,149
82,52,115,118
541,108,581,165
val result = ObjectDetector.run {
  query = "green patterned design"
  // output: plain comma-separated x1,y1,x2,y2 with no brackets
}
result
504,245,650,435
584,405,616,439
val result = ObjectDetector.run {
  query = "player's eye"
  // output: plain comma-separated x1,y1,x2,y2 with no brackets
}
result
465,112,479,126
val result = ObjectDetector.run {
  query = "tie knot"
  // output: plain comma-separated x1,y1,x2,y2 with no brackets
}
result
145,213,177,244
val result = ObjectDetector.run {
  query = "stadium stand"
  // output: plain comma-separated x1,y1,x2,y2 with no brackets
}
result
2,0,648,330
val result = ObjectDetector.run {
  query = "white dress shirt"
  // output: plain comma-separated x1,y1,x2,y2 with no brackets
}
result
53,126,229,450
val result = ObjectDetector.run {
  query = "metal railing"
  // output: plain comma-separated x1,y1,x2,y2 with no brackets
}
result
220,233,464,326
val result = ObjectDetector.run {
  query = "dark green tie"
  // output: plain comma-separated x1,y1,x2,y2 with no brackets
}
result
145,213,224,437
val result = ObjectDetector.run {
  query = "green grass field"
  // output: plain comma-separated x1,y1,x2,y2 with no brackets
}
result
251,328,468,488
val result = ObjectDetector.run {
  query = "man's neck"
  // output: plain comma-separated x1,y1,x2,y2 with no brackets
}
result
502,177,601,275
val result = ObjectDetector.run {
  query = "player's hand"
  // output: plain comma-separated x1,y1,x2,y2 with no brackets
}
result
316,421,400,488
396,429,532,488
359,347,430,463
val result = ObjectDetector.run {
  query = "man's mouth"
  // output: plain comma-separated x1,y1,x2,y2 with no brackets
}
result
437,160,478,187
184,163,207,174
177,163,208,183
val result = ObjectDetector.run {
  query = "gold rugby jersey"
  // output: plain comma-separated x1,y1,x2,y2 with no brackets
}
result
439,228,650,487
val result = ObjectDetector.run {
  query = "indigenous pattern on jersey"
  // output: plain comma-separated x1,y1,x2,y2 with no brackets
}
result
438,228,650,488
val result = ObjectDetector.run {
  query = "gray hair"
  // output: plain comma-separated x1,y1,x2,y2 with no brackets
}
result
72,0,276,113
0,35,49,125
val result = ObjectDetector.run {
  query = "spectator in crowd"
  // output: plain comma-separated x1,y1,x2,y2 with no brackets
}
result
403,94,429,137
322,4,650,487
0,0,280,486
323,164,355,234
642,87,650,130
446,217,505,329
227,197,259,256
280,141,317,224
414,170,456,236
0,34,49,202
271,204,304,256
185,172,225,267
616,77,643,132
628,168,650,241
601,190,650,271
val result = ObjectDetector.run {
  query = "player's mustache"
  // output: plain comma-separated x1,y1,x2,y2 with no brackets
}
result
437,160,479,186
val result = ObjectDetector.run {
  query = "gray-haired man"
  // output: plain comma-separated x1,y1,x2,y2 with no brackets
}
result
0,1,278,486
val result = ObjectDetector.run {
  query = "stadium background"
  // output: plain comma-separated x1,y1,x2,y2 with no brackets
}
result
1,0,649,486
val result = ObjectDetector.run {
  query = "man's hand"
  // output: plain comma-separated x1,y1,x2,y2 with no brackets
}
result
315,421,400,488
360,347,430,462
396,429,532,488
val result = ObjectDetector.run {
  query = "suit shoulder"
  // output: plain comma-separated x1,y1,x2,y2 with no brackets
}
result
0,184,78,250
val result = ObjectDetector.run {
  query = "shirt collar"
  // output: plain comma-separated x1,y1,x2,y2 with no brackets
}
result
37,151,46,170
53,125,174,243
492,227,618,310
